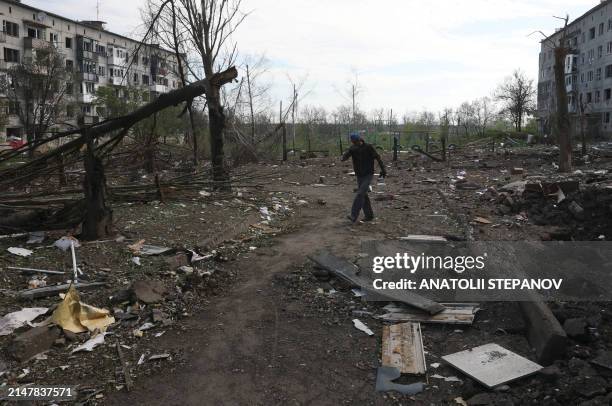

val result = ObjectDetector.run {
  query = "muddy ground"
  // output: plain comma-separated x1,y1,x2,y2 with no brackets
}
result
1,145,612,405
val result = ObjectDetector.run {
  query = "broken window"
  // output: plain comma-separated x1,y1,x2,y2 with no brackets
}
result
596,90,601,103
605,112,611,123
598,46,603,58
600,22,605,36
606,64,612,78
587,92,593,103
590,27,596,39
588,71,594,82
597,68,602,81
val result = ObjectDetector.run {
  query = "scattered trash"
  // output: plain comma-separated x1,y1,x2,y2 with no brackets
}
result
51,285,115,334
442,343,542,388
375,366,424,395
8,266,65,275
28,277,47,289
382,322,426,375
454,397,468,406
26,231,45,244
473,217,492,225
430,374,462,383
137,354,146,365
148,353,170,361
131,257,142,266
72,333,107,353
54,236,81,251
351,288,366,297
127,239,146,254
19,282,106,300
352,319,374,336
431,362,440,369
140,245,173,256
7,247,33,257
0,308,48,336
259,207,271,221
138,322,155,332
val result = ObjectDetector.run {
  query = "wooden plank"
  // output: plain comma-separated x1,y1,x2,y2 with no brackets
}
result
18,282,106,300
309,251,444,315
8,266,65,275
382,322,426,375
378,311,475,325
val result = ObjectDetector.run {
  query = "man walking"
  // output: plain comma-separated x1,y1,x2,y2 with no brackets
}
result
341,133,387,223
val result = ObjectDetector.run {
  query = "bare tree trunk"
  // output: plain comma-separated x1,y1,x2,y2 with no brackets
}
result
82,133,113,240
208,85,229,189
554,47,572,172
246,64,255,145
57,153,67,187
144,114,157,174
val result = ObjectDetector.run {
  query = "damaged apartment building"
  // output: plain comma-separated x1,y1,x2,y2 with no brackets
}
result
538,0,612,139
0,0,180,142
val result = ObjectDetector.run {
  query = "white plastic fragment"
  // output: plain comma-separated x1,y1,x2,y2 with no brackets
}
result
352,319,374,336
7,247,33,257
72,333,107,353
132,257,141,266
54,236,80,251
0,308,48,336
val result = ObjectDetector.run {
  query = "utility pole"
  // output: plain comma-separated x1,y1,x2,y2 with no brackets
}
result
292,84,297,153
352,85,356,130
281,100,287,161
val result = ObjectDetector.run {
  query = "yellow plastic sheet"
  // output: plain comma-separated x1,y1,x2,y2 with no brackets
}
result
51,285,115,334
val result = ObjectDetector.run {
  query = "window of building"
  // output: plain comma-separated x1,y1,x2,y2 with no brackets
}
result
597,68,602,80
49,32,58,44
608,42,612,54
605,112,611,123
65,37,72,49
581,72,585,83
598,45,603,58
84,82,95,94
66,105,74,117
582,32,586,43
82,105,92,114
606,65,612,78
588,71,594,81
98,66,105,76
587,92,593,103
3,47,19,63
142,74,149,85
66,83,73,95
606,89,612,100
581,53,585,64
600,22,605,35
65,59,74,70
133,73,138,84
27,27,41,39
596,90,601,102
3,21,19,37
590,27,596,39
588,49,595,62
8,101,19,115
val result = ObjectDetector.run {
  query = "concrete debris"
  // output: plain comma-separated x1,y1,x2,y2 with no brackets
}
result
568,201,585,220
148,353,170,361
442,343,542,388
131,280,168,304
591,351,612,371
8,326,61,362
352,319,374,336
563,318,588,341
140,245,173,256
0,308,48,336
375,366,424,395
131,257,142,266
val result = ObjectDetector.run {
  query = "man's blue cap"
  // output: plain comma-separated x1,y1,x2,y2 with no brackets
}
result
350,133,361,142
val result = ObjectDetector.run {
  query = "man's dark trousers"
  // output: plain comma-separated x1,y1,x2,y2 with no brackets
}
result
351,174,374,221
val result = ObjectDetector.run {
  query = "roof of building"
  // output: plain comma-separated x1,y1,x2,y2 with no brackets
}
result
545,0,612,41
5,0,173,54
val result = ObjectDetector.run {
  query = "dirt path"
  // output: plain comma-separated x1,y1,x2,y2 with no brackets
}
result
106,184,390,405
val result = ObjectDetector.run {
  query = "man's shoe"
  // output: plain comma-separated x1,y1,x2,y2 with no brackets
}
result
362,217,375,222
346,215,357,223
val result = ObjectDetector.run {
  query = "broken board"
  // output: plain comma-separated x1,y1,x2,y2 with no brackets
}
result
308,251,444,315
442,343,542,388
377,304,478,325
382,322,426,375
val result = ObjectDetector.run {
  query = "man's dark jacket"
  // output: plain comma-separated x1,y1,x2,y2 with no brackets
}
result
342,142,384,177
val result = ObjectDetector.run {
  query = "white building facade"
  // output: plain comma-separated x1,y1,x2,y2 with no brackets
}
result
0,0,181,142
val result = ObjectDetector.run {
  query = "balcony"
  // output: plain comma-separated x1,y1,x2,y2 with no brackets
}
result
150,84,167,93
78,115,99,126
78,93,96,103
24,37,51,49
108,76,127,86
77,72,99,83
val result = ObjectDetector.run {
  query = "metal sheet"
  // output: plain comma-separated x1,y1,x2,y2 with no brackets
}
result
382,322,426,375
442,343,542,388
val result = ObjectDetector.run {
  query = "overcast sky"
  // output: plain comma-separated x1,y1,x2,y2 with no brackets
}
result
28,0,597,116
